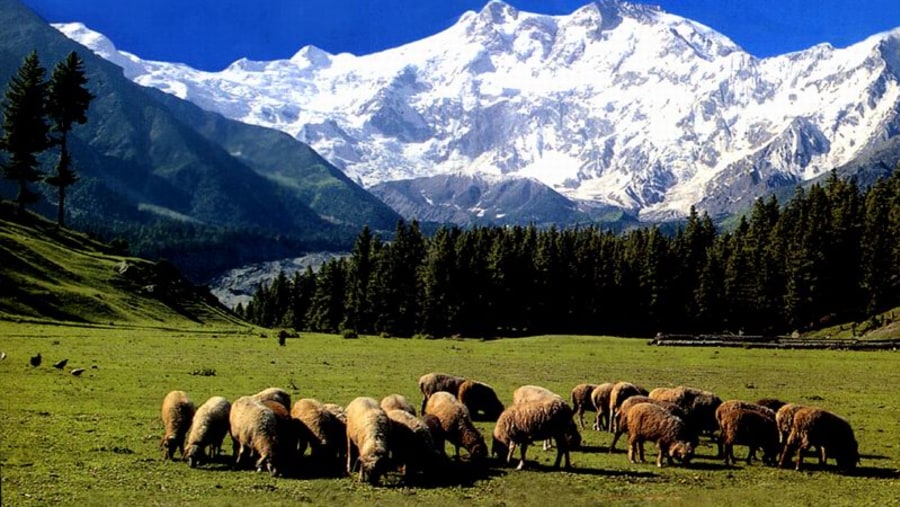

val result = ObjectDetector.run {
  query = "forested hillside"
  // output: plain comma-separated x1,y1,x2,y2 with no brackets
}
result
242,170,900,338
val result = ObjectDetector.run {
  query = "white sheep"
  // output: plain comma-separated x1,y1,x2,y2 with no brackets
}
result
161,390,195,461
229,396,281,476
345,397,391,484
184,396,231,467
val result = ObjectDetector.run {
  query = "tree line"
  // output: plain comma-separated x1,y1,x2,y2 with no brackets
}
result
238,170,900,338
0,50,93,227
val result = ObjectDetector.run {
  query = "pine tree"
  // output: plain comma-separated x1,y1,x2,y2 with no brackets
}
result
0,51,51,212
342,226,376,334
46,51,94,228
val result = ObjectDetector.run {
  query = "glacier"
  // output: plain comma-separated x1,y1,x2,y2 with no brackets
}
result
54,0,900,221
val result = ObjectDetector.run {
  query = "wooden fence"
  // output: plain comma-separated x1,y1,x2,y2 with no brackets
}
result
649,334,900,351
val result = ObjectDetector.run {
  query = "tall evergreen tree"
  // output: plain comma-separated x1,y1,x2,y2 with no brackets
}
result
342,226,376,334
0,51,51,212
46,51,94,228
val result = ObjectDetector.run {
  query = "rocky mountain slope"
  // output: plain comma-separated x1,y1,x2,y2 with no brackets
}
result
57,1,900,223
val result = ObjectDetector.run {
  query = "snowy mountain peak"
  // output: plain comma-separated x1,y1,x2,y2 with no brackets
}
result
55,3,900,222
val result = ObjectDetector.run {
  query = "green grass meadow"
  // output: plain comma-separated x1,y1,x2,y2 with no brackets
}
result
1,323,898,506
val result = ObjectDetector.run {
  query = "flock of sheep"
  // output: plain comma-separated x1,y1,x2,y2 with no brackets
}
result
159,374,860,485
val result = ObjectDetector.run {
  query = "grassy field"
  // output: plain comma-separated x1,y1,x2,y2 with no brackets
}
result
1,322,898,506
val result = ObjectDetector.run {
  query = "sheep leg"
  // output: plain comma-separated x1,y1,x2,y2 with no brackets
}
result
592,412,601,431
506,442,517,465
723,442,733,466
746,444,756,465
609,408,617,434
656,444,666,468
609,428,623,453
516,443,528,471
639,441,645,463
576,407,585,429
346,437,358,476
553,436,570,469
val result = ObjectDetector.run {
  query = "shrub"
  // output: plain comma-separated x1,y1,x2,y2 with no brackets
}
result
341,328,359,339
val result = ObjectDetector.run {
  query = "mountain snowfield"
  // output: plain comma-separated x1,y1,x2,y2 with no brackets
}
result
55,0,900,221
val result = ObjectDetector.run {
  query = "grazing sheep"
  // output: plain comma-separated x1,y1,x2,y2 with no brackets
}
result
291,398,347,467
755,398,787,413
424,391,487,461
252,387,291,411
649,386,721,436
418,372,466,414
421,413,447,456
716,407,779,466
779,407,859,472
381,394,416,415
491,397,581,470
345,397,391,484
609,395,688,452
385,408,441,480
230,396,281,476
185,396,232,468
161,390,195,461
571,383,598,430
715,400,777,461
775,403,807,446
512,385,563,405
323,403,348,424
609,382,648,433
458,379,505,422
262,399,302,466
590,382,615,431
625,402,694,467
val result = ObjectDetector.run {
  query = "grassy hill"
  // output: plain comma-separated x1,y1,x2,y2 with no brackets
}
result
0,206,247,327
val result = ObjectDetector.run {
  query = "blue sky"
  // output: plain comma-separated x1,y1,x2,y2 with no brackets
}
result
21,0,900,71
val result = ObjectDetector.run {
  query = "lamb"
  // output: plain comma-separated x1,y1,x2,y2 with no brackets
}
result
345,397,391,484
424,391,487,461
624,402,694,467
252,387,291,411
590,382,615,431
491,397,581,470
160,390,195,461
385,408,441,480
570,383,597,430
291,398,346,466
779,407,859,472
184,396,231,468
716,407,779,466
381,394,416,415
609,382,648,433
458,379,505,421
229,396,281,476
418,372,466,414
609,395,688,452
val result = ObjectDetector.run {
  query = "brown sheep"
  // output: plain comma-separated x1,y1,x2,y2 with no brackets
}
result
385,408,442,480
775,403,807,446
590,382,615,431
625,402,694,467
230,396,281,476
570,383,597,430
779,407,859,472
262,399,304,466
381,394,416,415
491,397,581,470
609,395,688,453
252,387,291,411
421,413,447,456
512,385,565,450
424,391,486,461
291,398,347,468
649,385,721,436
458,379,505,421
755,398,787,413
716,407,779,466
418,372,466,414
345,397,391,484
185,396,231,468
609,382,648,434
161,390,195,461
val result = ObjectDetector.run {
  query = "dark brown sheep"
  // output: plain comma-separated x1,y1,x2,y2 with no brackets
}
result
458,379,505,422
418,372,467,414
716,407,779,466
779,407,859,472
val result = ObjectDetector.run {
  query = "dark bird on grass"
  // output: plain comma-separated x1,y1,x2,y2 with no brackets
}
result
30,353,41,367
53,358,68,369
70,368,85,376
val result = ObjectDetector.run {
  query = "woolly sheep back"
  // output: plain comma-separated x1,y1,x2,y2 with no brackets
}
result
492,397,580,470
418,372,466,413
345,397,391,484
185,396,231,468
458,380,505,422
230,396,281,476
161,390,195,461
381,394,416,415
252,387,292,411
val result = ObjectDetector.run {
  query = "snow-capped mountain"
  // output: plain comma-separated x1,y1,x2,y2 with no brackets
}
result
55,0,900,221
